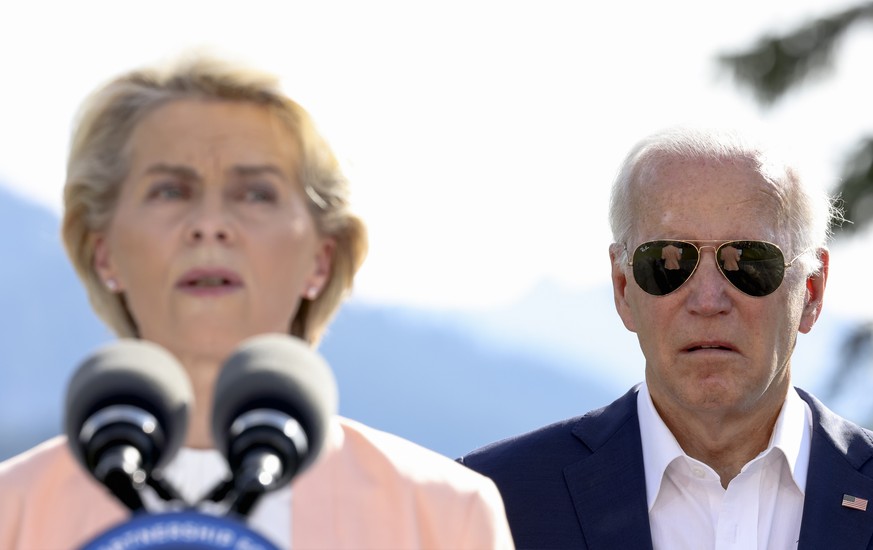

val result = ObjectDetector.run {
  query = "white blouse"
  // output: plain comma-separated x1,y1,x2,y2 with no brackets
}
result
141,447,292,549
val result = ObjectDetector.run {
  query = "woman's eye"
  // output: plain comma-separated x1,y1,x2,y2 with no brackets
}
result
240,183,277,203
147,182,190,200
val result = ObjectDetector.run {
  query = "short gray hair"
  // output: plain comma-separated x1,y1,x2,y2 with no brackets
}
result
608,126,841,276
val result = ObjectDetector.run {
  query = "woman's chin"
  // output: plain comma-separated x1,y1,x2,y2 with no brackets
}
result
140,327,274,363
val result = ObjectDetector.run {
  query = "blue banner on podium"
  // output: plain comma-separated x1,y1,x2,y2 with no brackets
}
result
79,510,280,550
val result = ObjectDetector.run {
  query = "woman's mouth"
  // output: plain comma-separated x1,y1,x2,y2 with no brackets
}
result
176,268,243,295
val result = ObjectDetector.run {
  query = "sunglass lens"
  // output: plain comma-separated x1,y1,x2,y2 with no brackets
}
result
632,241,698,296
718,241,785,296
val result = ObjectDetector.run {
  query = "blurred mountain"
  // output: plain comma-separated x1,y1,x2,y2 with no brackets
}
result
321,305,618,458
0,186,617,461
0,185,115,460
2,184,867,464
444,277,859,401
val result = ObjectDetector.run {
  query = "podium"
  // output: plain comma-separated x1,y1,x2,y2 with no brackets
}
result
80,511,279,550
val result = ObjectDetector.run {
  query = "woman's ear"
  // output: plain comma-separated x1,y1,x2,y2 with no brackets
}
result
93,233,122,292
304,237,336,300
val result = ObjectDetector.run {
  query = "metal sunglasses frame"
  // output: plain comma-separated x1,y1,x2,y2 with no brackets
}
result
624,239,808,297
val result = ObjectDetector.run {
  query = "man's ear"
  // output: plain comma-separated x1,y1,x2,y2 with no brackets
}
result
799,249,828,334
610,244,637,333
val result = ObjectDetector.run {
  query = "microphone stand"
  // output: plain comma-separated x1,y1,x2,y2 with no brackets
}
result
94,445,146,512
202,448,283,517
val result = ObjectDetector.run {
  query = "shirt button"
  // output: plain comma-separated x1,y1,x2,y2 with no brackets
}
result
692,467,705,478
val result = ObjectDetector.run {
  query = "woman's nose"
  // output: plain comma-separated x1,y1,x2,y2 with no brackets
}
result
189,226,229,242
185,198,234,245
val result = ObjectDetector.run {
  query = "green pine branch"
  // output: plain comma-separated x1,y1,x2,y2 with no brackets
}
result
719,3,873,105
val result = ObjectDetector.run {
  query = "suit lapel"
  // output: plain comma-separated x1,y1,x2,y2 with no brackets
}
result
557,387,873,549
797,389,873,549
563,387,654,550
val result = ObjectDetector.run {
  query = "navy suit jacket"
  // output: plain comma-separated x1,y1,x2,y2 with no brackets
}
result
460,386,873,549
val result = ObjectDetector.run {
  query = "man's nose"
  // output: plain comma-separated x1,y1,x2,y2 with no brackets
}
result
685,247,733,315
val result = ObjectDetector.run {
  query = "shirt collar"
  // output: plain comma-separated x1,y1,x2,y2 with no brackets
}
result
638,383,685,511
637,382,812,511
767,385,812,493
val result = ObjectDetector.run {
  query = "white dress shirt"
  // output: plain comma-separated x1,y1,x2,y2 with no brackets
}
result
141,447,291,549
638,383,812,550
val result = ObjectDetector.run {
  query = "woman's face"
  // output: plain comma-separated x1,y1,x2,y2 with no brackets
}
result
94,99,333,361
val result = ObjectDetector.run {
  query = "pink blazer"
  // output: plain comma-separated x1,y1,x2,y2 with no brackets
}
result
0,417,513,549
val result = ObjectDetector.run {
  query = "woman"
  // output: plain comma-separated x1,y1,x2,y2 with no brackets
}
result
0,54,512,549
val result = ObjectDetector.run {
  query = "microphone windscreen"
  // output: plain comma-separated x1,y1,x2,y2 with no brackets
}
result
64,339,192,473
211,334,338,476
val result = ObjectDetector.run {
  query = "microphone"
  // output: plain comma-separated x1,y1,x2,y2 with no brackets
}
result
64,339,192,511
209,334,337,516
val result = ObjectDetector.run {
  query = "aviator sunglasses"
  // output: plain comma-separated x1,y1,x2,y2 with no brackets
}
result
626,240,807,297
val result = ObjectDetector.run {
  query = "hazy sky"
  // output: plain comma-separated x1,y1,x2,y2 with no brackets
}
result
2,0,871,316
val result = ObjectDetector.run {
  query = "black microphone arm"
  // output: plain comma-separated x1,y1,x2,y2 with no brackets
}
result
64,339,192,511
78,403,164,510
209,334,337,517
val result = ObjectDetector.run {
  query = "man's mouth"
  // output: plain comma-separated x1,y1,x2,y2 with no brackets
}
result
685,343,735,352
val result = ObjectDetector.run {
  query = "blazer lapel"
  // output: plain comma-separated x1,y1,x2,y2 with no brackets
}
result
557,387,873,549
563,387,654,550
797,389,873,549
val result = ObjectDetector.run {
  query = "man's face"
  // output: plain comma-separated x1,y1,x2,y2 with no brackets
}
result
611,156,827,422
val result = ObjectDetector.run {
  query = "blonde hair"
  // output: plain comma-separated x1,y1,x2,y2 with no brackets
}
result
62,54,368,345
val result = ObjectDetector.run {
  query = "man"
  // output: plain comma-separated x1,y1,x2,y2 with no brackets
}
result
460,127,873,549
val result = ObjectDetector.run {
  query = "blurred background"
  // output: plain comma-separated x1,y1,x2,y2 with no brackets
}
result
1,0,871,462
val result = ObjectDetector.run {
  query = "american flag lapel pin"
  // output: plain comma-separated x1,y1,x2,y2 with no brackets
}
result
842,494,869,511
